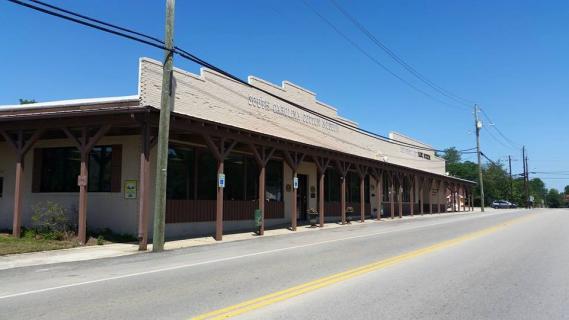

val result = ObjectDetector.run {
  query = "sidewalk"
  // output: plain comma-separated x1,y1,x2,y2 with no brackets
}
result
0,207,498,270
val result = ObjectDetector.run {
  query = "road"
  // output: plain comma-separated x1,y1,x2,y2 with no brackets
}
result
1,208,568,319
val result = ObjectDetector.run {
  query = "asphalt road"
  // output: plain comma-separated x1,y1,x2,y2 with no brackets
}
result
1,208,567,320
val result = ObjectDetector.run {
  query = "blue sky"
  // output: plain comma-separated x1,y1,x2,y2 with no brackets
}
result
1,0,568,190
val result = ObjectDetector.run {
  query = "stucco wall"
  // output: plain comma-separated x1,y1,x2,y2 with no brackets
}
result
0,136,140,236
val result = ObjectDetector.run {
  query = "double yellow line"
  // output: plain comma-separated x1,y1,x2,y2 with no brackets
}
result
192,214,532,319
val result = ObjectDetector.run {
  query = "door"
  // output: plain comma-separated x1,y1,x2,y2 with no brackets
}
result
297,174,308,221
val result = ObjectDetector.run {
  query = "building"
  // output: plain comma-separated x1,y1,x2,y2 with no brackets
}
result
0,58,475,247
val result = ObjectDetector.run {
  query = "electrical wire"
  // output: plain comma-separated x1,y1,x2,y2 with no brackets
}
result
480,151,499,166
479,107,520,150
7,0,451,153
482,125,514,150
328,0,474,108
299,0,469,112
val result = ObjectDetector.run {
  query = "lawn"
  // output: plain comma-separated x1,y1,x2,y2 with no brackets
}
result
0,233,79,255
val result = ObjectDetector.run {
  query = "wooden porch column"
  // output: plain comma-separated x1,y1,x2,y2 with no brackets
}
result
336,160,352,225
203,135,238,241
462,185,466,211
0,129,44,238
397,174,403,219
250,144,276,236
137,123,156,251
452,184,457,212
313,156,331,228
429,179,434,214
283,150,305,231
464,187,469,211
409,174,415,216
63,125,111,244
389,172,395,219
419,176,425,215
356,165,368,223
371,168,383,220
438,180,444,213
456,185,460,212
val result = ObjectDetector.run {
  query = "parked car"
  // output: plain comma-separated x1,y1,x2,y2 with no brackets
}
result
491,200,516,209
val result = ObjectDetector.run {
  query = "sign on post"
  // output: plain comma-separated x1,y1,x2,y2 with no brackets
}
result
218,173,226,188
293,177,299,189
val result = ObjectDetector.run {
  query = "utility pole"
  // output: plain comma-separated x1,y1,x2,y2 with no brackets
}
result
522,146,529,209
152,0,175,252
508,155,513,201
524,147,530,209
474,105,485,212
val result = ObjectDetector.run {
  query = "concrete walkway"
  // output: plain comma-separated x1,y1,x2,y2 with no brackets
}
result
0,207,509,270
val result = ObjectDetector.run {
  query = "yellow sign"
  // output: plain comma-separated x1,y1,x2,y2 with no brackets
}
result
124,180,137,199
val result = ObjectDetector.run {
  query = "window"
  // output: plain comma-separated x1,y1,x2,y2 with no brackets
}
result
346,172,360,203
0,177,3,197
166,146,195,200
36,146,119,192
324,169,340,202
383,174,390,201
165,145,284,202
224,154,247,201
88,146,113,192
197,151,217,200
266,160,283,201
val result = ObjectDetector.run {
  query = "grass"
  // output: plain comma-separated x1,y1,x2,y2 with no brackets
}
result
0,233,79,256
0,228,137,256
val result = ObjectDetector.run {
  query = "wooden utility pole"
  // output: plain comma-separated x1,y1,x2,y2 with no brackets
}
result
474,105,485,212
508,155,513,202
152,0,175,252
523,146,530,208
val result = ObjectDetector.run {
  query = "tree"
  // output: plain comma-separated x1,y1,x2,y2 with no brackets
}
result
564,185,569,195
529,178,547,207
546,189,563,208
441,147,461,165
19,99,36,104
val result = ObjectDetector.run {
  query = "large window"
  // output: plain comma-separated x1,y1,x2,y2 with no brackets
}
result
324,169,341,202
37,146,118,192
166,146,195,200
266,160,283,201
166,145,283,202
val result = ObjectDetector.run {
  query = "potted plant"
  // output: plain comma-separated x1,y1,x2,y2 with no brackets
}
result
345,206,354,224
308,208,318,227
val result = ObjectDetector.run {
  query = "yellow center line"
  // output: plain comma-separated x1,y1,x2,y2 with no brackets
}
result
191,214,534,320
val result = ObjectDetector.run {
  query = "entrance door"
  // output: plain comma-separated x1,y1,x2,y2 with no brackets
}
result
296,174,308,221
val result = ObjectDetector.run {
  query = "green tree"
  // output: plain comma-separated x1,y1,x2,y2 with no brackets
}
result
482,161,510,204
546,189,563,208
441,147,461,165
19,98,36,104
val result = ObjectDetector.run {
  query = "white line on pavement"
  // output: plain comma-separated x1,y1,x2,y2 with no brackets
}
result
0,211,512,300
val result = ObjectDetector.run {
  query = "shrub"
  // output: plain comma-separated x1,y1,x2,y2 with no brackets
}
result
97,235,105,245
31,201,69,235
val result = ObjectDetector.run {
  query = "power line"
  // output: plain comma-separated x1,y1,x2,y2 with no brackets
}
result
8,0,451,153
480,151,499,166
482,125,515,150
479,107,520,150
328,0,474,108
299,0,469,112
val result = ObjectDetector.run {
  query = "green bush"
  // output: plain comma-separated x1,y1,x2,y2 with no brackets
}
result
31,201,69,236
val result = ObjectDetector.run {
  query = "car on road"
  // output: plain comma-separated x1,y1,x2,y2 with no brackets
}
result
491,200,516,209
